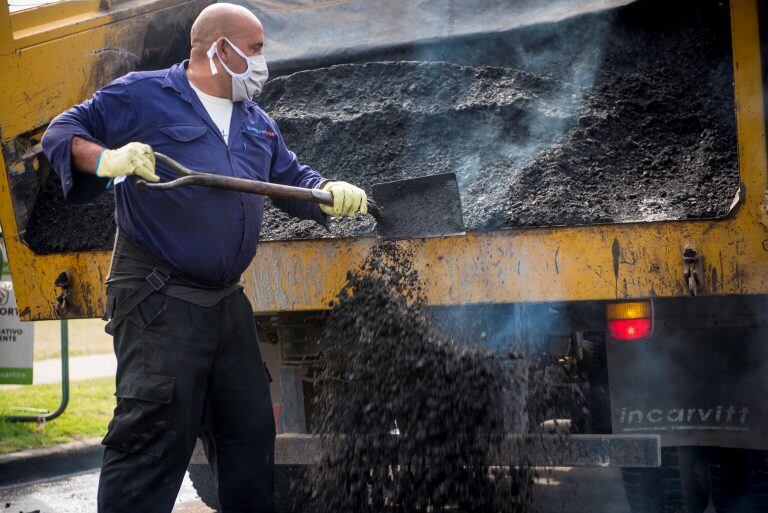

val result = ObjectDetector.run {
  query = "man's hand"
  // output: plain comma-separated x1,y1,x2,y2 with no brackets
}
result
320,181,368,217
96,142,159,182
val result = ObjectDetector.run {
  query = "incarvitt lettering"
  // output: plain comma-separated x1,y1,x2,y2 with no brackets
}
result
619,406,751,425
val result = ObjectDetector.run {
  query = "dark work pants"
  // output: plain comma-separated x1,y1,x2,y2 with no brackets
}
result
97,288,275,513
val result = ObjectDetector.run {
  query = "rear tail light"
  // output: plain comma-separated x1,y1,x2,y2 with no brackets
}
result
606,301,653,340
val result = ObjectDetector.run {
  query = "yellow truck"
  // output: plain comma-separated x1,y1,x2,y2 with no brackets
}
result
1,0,767,511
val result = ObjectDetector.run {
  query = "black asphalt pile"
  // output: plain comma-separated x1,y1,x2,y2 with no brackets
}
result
301,242,566,513
258,62,582,239
503,1,738,227
23,0,737,252
24,179,116,253
258,1,737,239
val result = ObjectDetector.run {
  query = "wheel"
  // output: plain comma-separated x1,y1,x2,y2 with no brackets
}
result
578,331,612,434
621,448,685,513
711,448,768,513
676,446,711,513
188,462,220,511
187,460,307,513
275,465,307,513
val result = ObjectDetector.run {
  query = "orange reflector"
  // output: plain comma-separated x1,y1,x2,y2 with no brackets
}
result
606,301,652,320
606,301,653,340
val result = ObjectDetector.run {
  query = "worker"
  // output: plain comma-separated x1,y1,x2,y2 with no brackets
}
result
40,4,366,512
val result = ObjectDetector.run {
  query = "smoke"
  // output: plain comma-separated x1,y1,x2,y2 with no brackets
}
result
237,0,634,66
402,7,614,228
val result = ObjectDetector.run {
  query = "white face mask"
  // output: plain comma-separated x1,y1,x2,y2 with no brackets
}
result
207,37,268,101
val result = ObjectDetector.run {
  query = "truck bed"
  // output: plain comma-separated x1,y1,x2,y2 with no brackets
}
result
21,0,738,252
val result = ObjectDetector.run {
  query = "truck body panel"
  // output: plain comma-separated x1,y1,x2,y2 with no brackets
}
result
0,0,766,322
607,296,768,449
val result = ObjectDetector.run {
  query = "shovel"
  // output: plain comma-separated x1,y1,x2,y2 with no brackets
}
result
137,153,464,239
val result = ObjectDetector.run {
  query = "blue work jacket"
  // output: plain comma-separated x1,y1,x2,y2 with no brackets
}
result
42,61,327,285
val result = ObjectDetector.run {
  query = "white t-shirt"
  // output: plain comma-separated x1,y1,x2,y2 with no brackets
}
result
189,82,233,144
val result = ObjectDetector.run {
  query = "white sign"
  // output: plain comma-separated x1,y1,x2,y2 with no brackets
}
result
0,280,34,384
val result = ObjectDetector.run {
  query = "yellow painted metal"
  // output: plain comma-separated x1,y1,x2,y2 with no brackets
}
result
0,2,13,55
0,0,210,320
241,0,767,313
0,0,766,321
10,0,204,49
0,0,208,139
10,0,99,36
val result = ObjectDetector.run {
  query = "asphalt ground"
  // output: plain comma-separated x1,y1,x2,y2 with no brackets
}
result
0,468,211,513
1,466,637,513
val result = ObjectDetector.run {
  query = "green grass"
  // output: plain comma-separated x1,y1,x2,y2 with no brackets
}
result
34,319,113,360
0,377,115,453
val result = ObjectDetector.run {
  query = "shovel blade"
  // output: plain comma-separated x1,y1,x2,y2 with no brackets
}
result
372,173,465,239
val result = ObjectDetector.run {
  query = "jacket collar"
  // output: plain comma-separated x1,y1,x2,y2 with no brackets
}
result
163,60,260,147
163,61,229,144
163,60,255,110
162,61,194,102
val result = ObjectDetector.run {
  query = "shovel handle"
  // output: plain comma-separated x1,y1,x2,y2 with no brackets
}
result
137,152,333,205
137,153,380,217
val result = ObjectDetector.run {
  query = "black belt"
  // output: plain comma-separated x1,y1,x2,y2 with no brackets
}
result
103,230,240,334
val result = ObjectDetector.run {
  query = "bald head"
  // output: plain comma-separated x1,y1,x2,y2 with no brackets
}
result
191,3,264,51
187,2,265,95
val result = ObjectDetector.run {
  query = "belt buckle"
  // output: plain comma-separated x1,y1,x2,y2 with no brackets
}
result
146,268,169,291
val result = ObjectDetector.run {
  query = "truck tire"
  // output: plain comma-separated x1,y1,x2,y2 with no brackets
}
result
579,331,612,434
621,448,685,513
676,446,711,513
275,465,307,513
710,448,768,513
188,462,220,511
188,462,307,513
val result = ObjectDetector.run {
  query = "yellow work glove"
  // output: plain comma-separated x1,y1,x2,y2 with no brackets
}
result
320,181,368,217
96,142,159,182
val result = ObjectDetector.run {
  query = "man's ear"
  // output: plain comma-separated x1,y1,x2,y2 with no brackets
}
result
216,37,228,64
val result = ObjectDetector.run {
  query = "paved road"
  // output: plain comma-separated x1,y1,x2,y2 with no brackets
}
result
0,466,634,513
0,469,214,513
34,354,116,384
0,353,116,390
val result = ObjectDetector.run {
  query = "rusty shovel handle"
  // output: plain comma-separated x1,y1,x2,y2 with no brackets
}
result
137,153,380,217
137,152,334,205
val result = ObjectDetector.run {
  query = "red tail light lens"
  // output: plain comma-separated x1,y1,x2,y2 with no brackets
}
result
606,301,653,340
607,318,653,340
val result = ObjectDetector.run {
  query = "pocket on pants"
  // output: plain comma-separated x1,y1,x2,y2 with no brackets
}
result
103,372,176,458
129,292,168,330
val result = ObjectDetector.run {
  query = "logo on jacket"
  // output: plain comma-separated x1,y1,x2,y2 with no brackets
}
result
244,124,276,137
